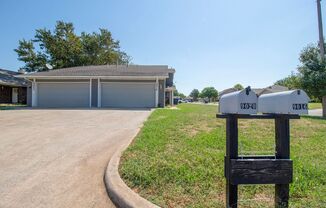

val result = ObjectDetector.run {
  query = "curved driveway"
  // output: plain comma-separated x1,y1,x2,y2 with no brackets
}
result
0,109,151,208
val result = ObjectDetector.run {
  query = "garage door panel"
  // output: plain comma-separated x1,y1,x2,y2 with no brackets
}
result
38,83,89,108
101,82,155,108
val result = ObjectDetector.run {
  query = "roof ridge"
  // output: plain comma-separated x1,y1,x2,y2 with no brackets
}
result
19,64,175,78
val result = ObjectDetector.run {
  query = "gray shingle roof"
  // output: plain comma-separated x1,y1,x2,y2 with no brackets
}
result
218,88,239,99
0,69,29,87
253,85,289,96
20,65,175,77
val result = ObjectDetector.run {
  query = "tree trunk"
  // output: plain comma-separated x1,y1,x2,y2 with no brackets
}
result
323,96,326,118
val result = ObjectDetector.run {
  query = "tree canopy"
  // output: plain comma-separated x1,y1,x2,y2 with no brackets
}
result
276,42,326,117
15,21,131,72
174,89,186,98
200,87,218,101
297,44,326,102
189,89,200,101
233,84,244,90
274,72,302,90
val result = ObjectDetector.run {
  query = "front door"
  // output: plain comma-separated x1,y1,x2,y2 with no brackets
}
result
12,88,18,103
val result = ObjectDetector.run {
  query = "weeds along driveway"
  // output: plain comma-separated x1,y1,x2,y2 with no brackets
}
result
0,109,151,208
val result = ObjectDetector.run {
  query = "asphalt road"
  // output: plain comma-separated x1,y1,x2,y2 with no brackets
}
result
0,109,151,208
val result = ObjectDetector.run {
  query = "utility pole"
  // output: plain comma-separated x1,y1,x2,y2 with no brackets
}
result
316,0,326,118
317,0,325,60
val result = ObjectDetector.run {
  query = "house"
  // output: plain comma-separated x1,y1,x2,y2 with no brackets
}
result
252,85,289,96
218,88,239,101
218,85,289,100
19,65,175,108
0,68,29,104
184,97,193,102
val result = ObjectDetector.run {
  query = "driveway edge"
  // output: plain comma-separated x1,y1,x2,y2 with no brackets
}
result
104,125,160,208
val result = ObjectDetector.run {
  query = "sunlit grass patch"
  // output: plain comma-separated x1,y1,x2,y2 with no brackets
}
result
120,104,326,207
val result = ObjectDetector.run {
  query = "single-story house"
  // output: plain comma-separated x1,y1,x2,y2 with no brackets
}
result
252,85,289,96
0,68,29,104
218,87,238,101
219,85,289,100
19,65,175,108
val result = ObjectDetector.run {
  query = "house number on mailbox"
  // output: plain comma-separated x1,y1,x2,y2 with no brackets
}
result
240,103,256,110
292,103,307,110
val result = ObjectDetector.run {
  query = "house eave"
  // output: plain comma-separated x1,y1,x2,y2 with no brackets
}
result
0,82,28,87
18,75,169,80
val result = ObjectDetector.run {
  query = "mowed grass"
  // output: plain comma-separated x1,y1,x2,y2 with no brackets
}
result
120,104,326,207
308,103,322,110
0,103,26,110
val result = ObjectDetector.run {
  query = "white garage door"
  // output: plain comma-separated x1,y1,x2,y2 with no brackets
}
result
101,82,155,108
38,82,90,108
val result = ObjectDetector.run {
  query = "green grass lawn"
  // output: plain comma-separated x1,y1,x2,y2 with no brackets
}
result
120,104,326,208
0,103,26,110
308,103,322,110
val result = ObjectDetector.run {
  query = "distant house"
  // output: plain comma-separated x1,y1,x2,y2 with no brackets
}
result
218,85,289,100
252,85,289,96
0,69,29,104
218,88,239,101
185,97,193,102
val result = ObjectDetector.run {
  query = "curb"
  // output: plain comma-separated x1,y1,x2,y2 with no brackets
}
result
104,130,160,208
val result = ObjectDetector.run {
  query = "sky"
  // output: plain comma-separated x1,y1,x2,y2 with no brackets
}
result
0,0,325,94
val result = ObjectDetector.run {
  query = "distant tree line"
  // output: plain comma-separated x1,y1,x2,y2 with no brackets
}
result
174,90,186,99
174,87,219,102
186,84,245,102
15,21,131,72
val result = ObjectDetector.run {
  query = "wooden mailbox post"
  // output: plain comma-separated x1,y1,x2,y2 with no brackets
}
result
217,114,299,208
218,89,309,207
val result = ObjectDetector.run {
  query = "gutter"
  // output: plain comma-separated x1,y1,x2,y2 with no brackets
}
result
16,75,169,80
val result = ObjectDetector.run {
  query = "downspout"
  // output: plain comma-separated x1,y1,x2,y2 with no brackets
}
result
89,79,92,108
32,78,37,107
97,78,101,108
155,77,159,107
163,79,166,108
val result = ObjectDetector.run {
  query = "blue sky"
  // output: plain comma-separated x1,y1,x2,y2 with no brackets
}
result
0,0,325,94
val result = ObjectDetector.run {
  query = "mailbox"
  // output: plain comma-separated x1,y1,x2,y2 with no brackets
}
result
258,90,310,115
219,86,258,114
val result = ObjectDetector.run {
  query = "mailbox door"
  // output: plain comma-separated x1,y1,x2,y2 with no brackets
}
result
238,91,257,114
289,91,309,114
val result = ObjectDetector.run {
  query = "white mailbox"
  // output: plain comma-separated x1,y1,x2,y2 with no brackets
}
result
258,90,310,115
219,87,258,114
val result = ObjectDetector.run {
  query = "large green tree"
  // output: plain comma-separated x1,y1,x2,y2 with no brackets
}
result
297,43,326,117
189,89,200,101
200,87,218,102
15,21,130,72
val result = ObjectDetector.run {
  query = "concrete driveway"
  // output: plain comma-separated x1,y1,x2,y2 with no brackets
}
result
0,109,151,208
308,109,322,117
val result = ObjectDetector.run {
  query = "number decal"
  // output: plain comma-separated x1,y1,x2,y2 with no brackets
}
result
240,103,256,110
292,104,307,110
